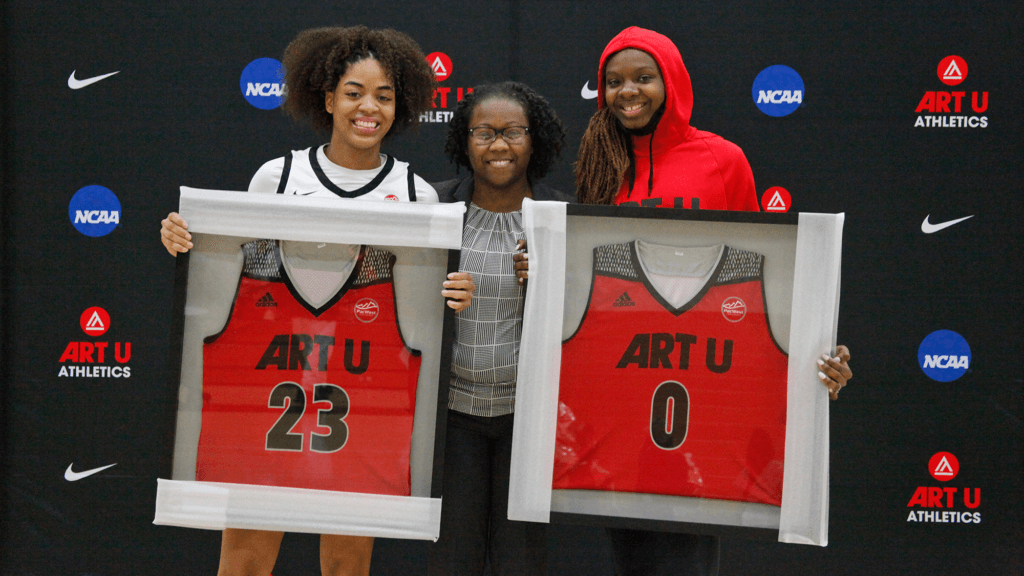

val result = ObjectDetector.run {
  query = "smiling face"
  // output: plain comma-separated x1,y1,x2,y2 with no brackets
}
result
604,48,666,131
467,97,533,190
324,57,396,166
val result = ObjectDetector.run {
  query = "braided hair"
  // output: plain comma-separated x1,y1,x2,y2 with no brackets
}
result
574,107,632,204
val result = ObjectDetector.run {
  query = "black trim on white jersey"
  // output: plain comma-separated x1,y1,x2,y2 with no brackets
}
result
276,146,421,201
407,167,417,202
628,242,730,317
278,244,362,318
309,145,395,198
275,153,292,195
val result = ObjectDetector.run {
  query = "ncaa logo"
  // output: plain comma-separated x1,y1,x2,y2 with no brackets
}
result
80,307,110,336
753,65,804,117
241,58,285,110
721,297,746,322
354,298,380,323
929,452,959,481
69,185,121,237
937,56,968,86
426,52,452,82
918,329,971,382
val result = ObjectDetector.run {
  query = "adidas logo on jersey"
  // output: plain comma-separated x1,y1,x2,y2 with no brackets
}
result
613,292,636,307
256,293,278,307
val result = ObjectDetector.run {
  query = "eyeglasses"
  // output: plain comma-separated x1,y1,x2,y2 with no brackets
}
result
468,126,530,145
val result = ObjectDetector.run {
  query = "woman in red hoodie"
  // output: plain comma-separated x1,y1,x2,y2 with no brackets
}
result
573,27,851,576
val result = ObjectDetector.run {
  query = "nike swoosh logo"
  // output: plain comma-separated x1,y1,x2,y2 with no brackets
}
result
68,70,120,90
64,462,117,481
581,81,598,100
921,214,973,234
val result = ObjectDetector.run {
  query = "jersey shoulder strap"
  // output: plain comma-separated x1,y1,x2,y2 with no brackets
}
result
274,152,294,195
406,163,417,202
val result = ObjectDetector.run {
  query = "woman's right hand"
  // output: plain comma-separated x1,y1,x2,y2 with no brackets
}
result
160,212,192,256
512,239,529,285
442,272,476,312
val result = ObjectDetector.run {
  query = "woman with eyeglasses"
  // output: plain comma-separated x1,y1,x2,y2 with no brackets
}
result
427,81,573,576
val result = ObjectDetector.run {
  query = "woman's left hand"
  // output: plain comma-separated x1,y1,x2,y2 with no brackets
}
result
818,344,852,400
443,272,476,312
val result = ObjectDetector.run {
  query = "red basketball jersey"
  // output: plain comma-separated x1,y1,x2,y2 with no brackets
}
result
554,242,788,506
197,241,421,496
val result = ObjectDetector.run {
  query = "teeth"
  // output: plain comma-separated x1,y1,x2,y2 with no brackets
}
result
490,160,511,166
624,103,644,112
355,120,378,128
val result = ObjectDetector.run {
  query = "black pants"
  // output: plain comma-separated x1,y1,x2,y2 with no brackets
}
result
428,411,547,576
606,529,719,576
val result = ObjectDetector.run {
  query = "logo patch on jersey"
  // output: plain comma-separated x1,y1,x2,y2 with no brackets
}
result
761,186,791,212
613,292,636,307
918,330,971,382
69,185,121,237
384,194,400,201
354,298,380,323
240,58,284,110
752,65,804,117
80,307,110,336
937,55,968,86
929,452,959,481
256,292,277,307
721,297,747,322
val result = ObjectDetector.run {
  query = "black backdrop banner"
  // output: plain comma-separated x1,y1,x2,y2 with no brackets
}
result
2,1,1021,575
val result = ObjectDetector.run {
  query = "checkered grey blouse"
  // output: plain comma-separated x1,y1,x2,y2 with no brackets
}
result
448,203,526,417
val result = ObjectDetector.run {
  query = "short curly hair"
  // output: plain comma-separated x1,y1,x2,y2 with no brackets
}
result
444,82,566,180
281,26,435,136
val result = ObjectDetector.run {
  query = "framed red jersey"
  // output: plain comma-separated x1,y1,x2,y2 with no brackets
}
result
509,201,843,546
154,188,466,540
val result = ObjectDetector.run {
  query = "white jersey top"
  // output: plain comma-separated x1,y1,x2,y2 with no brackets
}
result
248,144,438,203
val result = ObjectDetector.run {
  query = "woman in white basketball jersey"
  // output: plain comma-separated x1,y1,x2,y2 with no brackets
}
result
159,25,474,576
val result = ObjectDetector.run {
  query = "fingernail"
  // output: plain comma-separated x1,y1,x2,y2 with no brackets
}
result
818,371,827,380
822,353,831,361
817,359,824,367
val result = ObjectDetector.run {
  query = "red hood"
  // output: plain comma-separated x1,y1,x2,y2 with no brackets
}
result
598,26,696,152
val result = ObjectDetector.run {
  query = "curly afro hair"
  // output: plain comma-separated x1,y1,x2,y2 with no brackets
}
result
444,82,566,181
281,26,435,136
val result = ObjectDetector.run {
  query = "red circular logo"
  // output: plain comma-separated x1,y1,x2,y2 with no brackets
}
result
354,298,380,323
761,186,791,212
384,194,400,201
426,52,452,82
721,297,746,322
937,56,967,86
80,306,110,336
928,452,959,481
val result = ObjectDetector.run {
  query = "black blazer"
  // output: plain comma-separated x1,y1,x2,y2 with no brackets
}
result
431,174,577,205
